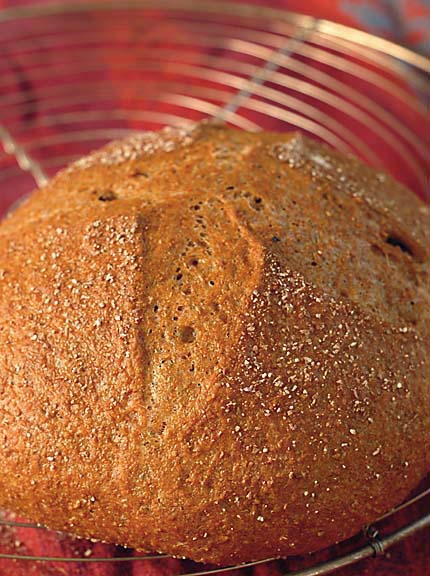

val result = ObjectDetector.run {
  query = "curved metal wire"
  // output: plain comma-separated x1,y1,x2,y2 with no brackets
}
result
290,515,430,576
0,0,428,73
0,3,428,192
1,487,428,568
0,125,47,186
0,1,429,574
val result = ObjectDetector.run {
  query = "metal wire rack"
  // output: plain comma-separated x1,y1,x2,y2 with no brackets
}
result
0,1,429,574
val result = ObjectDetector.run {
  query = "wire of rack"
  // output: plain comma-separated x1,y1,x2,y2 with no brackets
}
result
0,2,429,575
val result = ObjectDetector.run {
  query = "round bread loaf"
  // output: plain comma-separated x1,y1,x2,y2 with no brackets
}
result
0,122,429,565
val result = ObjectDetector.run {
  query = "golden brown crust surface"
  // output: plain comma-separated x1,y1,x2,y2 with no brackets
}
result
0,122,429,564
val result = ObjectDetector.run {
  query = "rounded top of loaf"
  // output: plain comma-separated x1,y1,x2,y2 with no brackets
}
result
0,121,429,564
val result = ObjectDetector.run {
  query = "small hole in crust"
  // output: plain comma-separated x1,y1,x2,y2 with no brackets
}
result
131,169,149,178
179,325,196,343
385,234,414,257
98,190,116,202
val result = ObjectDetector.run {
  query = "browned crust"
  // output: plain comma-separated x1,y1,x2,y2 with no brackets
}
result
0,122,429,564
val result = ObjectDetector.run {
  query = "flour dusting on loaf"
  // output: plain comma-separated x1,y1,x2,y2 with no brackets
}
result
0,122,429,565
69,123,199,172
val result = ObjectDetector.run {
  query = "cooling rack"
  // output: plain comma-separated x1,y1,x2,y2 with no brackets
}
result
0,1,429,575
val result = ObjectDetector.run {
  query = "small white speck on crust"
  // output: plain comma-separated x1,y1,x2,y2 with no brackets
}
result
67,124,198,172
310,154,332,169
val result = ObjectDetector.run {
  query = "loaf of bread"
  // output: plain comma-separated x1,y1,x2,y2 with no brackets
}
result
0,122,429,565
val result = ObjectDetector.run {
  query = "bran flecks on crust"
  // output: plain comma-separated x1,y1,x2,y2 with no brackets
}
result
0,122,429,565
